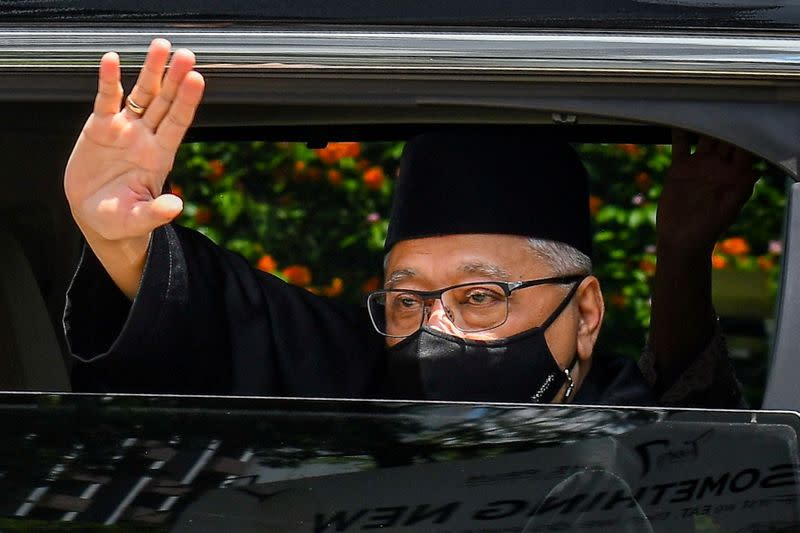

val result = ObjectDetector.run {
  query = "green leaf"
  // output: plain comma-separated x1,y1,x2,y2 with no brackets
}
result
213,190,245,225
339,234,360,248
594,230,616,242
629,210,645,228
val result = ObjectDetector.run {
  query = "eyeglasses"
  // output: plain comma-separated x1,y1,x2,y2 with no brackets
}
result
366,275,585,338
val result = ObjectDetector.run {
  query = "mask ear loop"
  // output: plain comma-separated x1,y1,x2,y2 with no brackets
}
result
562,356,580,403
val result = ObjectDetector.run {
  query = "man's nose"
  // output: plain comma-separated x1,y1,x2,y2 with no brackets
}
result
424,299,460,335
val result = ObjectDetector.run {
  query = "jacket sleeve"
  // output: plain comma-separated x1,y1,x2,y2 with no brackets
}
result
64,224,383,396
637,321,745,408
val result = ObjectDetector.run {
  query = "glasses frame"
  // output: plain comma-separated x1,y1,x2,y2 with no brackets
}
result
366,274,586,338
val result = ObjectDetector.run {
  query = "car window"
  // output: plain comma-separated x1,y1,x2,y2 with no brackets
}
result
168,134,787,407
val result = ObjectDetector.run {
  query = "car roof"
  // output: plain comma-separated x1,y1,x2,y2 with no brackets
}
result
2,0,800,31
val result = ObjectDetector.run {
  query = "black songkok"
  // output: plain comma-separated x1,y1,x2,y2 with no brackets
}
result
384,131,593,258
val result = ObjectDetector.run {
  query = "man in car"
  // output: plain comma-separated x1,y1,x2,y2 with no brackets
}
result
62,39,753,406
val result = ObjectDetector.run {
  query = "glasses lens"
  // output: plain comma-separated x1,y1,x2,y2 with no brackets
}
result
442,283,508,332
368,291,425,337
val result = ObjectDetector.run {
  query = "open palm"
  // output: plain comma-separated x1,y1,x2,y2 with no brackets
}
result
65,39,205,243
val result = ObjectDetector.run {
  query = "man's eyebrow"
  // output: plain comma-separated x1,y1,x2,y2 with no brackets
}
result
458,262,512,281
385,268,417,288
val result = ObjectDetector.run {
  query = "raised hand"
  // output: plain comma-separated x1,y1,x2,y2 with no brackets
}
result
657,130,758,255
64,39,205,298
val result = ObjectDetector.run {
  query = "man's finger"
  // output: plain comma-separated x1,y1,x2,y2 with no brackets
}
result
671,129,691,159
94,52,123,116
125,38,171,119
141,49,196,131
155,71,205,153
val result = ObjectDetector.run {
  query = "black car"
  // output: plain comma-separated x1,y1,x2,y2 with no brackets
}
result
0,1,799,531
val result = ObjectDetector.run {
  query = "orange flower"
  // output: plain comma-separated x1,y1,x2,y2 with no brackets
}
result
711,254,728,269
618,144,642,157
719,237,750,256
194,207,212,225
634,171,652,191
207,159,225,182
316,148,337,165
283,265,312,286
170,184,184,199
292,161,307,182
639,258,656,276
323,277,344,297
757,256,775,272
346,143,362,158
327,169,343,186
315,142,362,165
256,254,278,273
589,196,603,216
363,166,386,191
362,276,381,294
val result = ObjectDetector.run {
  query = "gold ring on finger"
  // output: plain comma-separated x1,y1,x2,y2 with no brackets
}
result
125,95,147,116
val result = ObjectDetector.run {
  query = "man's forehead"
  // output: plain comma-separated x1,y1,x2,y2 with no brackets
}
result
385,261,513,287
383,234,547,287
385,233,534,262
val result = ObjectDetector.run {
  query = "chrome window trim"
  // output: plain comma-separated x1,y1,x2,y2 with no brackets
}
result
0,28,799,81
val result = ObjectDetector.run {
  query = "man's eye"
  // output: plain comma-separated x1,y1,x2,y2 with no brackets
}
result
392,294,422,310
463,288,503,306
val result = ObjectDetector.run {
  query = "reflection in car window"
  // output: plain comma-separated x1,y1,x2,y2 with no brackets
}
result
2,396,798,531
170,140,786,407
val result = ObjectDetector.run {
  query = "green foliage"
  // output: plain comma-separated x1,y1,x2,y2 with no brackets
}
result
172,141,397,299
578,143,667,357
172,140,786,362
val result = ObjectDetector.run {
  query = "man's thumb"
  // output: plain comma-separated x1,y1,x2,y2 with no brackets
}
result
129,194,184,236
150,193,184,222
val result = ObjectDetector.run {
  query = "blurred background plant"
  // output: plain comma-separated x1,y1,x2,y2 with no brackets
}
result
171,140,787,406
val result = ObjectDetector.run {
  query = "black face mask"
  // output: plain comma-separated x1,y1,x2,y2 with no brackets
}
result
384,282,581,404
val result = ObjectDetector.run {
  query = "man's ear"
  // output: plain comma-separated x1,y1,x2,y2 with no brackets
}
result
575,276,604,361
